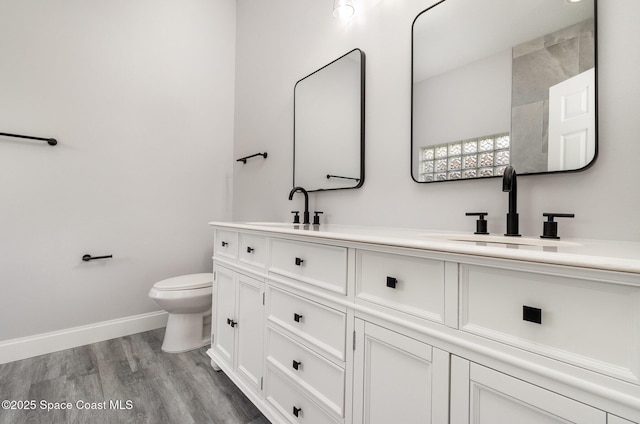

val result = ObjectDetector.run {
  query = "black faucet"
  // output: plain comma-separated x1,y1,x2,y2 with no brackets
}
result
289,187,310,224
502,166,520,237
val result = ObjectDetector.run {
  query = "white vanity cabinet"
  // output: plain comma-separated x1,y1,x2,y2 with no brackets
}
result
458,264,640,384
352,319,450,424
610,416,637,424
208,223,640,424
264,238,350,424
354,249,448,326
270,238,348,294
211,264,264,395
450,356,606,424
209,228,267,402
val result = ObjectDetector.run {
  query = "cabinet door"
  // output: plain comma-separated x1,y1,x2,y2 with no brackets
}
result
353,319,449,424
450,357,606,424
213,264,236,368
235,273,264,393
608,415,637,424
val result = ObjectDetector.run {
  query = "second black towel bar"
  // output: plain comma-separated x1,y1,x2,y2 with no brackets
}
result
326,174,360,181
237,152,267,164
0,132,57,146
82,254,113,262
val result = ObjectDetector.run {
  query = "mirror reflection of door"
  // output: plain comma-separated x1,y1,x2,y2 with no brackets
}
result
548,68,596,171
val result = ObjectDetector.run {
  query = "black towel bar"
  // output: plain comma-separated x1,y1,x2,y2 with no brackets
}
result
82,254,113,262
237,152,267,164
0,132,57,146
326,174,360,181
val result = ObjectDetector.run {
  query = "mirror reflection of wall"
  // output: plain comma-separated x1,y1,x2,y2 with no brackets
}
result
411,0,596,183
294,49,365,191
413,48,512,181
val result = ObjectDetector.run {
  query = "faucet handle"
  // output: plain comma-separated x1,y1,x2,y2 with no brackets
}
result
291,211,300,224
313,211,324,226
465,212,489,235
541,213,575,239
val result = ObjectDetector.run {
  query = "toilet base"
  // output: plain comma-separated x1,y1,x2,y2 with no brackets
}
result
211,359,221,371
161,310,211,353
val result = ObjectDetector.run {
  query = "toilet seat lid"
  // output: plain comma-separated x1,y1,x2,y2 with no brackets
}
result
153,273,213,291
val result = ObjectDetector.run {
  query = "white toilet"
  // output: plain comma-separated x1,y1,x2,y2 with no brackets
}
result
148,273,213,353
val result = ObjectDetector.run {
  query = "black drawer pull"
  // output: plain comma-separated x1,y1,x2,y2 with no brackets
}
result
293,406,302,417
523,306,542,324
294,313,303,323
226,318,236,328
246,246,254,253
386,276,398,289
292,360,301,370
295,257,304,266
221,241,228,247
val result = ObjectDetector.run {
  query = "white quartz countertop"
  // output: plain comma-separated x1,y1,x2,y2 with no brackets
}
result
208,221,640,275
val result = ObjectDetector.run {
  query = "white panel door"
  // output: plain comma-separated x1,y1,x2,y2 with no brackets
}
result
451,357,606,424
213,264,236,368
608,414,637,424
353,319,449,424
548,67,596,171
235,273,264,393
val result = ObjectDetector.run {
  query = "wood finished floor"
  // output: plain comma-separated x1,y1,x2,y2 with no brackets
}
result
0,329,270,424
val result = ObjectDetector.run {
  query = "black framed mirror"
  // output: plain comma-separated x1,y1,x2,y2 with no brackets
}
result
411,0,597,183
294,48,365,191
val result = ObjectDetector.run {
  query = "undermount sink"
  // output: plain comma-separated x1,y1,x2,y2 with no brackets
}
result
421,233,581,247
246,222,296,226
245,222,315,229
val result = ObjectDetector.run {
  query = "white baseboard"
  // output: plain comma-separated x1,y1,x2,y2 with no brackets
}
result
0,310,168,364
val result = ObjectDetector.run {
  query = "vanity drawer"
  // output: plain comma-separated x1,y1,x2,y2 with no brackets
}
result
265,365,340,424
215,230,238,260
270,239,347,294
356,250,446,324
238,233,267,270
266,328,345,418
460,264,640,383
267,287,346,362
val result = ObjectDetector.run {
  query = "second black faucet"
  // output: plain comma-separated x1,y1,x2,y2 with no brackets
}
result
502,165,521,237
289,186,310,225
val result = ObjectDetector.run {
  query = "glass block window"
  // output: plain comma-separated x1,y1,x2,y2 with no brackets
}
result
418,133,510,182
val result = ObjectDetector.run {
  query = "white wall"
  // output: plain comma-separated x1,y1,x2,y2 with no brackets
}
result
413,48,512,146
412,48,512,174
0,0,236,341
233,0,640,242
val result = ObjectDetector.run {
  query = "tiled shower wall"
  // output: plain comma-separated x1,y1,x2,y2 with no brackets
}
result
511,19,595,173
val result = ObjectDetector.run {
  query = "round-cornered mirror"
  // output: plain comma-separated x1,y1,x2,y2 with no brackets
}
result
411,0,596,183
294,48,365,192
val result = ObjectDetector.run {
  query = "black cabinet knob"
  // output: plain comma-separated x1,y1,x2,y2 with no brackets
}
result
295,257,304,266
523,306,542,324
226,318,237,328
293,406,302,417
246,246,254,253
221,241,228,247
386,276,398,289
294,313,303,323
292,360,301,370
